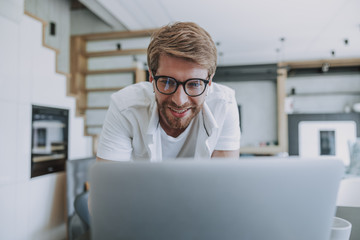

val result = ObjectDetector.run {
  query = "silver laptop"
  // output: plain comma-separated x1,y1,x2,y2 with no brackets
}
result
89,158,344,240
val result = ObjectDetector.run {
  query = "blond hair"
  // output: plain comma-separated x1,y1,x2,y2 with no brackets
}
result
147,22,217,77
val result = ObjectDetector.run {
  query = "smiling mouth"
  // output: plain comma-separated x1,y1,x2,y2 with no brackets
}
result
170,107,189,113
169,107,191,117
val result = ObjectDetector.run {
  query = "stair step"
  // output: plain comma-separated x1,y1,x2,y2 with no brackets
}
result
86,68,137,75
80,28,158,41
86,87,123,92
86,106,108,110
86,48,147,58
86,124,103,128
85,109,107,126
86,126,103,135
86,72,134,89
87,129,102,136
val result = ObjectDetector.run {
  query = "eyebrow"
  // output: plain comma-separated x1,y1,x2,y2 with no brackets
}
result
154,75,209,81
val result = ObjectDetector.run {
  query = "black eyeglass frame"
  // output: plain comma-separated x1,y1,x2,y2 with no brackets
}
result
153,75,210,97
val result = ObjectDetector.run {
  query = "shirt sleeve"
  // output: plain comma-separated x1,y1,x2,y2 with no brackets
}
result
214,94,241,151
96,100,133,161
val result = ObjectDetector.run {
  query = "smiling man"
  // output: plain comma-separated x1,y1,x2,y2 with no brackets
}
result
96,22,241,161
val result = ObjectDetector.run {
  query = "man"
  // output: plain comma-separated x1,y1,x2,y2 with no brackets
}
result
96,22,240,161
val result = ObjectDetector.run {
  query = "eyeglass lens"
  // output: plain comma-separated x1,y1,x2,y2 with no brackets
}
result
156,77,206,96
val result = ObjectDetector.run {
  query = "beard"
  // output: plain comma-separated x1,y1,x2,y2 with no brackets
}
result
156,97,203,131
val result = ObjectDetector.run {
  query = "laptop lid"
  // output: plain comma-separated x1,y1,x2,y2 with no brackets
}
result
89,158,344,240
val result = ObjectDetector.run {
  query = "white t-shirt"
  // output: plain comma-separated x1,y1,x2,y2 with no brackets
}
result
97,81,240,161
161,117,198,159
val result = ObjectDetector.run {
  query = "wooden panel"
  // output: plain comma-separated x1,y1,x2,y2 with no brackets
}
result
86,48,147,58
86,87,123,92
77,55,88,73
86,107,108,110
135,68,146,83
86,68,137,75
240,146,283,155
70,36,87,95
77,28,159,41
92,135,99,155
70,37,78,80
279,58,360,69
277,68,288,153
76,91,87,115
74,73,85,92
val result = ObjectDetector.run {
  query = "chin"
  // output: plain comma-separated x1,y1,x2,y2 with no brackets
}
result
166,113,193,130
172,119,192,129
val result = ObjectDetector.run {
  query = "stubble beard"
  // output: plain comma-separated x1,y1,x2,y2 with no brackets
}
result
156,97,203,131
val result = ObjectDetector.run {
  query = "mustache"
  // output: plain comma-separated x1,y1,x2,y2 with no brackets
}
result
167,102,194,109
160,98,193,109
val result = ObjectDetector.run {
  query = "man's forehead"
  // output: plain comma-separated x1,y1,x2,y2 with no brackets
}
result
157,55,208,77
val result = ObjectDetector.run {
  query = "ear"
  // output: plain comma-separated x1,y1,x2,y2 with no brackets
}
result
148,68,154,83
208,73,214,86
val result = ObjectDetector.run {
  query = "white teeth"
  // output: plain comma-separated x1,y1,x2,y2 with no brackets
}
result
170,108,187,113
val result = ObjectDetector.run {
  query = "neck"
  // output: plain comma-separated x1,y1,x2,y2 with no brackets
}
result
159,121,186,138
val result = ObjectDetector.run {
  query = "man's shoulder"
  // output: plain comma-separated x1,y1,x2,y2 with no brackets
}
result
111,82,154,110
207,82,235,103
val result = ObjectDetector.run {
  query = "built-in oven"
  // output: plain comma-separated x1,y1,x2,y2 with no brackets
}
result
31,105,69,177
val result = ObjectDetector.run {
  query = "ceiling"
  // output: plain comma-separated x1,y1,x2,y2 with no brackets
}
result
80,0,360,66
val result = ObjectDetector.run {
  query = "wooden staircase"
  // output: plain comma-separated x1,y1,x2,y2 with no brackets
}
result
70,28,158,153
23,9,158,154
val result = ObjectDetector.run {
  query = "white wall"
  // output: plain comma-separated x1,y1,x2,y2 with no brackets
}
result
25,0,129,73
286,74,360,113
220,73,360,149
0,1,92,239
71,8,125,35
25,0,70,74
220,81,278,148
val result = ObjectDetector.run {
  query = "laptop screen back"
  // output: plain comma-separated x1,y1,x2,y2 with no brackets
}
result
89,158,344,240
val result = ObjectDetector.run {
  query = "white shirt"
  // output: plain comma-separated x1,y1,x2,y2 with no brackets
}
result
97,81,240,161
160,117,198,159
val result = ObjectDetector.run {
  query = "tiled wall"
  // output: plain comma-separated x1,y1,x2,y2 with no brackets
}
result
25,0,70,74
0,2,92,239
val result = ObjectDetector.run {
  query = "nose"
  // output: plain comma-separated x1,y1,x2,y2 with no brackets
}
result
171,85,188,106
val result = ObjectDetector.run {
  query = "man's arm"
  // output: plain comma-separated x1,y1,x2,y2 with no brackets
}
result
96,100,133,161
96,156,112,162
212,149,240,158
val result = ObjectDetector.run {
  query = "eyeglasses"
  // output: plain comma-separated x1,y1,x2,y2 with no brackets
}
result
153,75,210,97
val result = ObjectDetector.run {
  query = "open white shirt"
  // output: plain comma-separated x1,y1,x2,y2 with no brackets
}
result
97,82,240,161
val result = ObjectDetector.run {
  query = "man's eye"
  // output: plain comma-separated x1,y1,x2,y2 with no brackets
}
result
165,80,176,86
159,78,172,84
188,81,201,88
